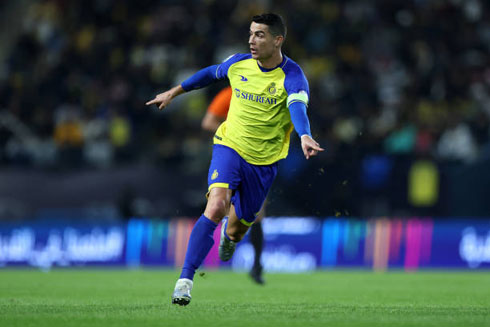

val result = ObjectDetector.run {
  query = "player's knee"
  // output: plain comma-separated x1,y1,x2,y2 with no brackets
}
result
205,199,229,222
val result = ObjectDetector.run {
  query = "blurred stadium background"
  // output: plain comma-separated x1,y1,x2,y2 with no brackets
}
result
0,0,489,272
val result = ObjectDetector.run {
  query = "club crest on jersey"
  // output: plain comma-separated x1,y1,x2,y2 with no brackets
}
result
211,169,219,180
268,82,277,95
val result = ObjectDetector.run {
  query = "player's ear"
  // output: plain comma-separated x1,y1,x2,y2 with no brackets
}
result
274,35,284,48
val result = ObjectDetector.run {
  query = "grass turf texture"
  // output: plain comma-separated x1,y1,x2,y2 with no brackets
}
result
0,270,489,327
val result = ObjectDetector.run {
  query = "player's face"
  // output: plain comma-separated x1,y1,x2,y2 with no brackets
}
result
249,22,282,61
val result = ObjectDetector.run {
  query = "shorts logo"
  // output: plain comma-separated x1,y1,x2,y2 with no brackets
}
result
268,82,276,95
211,169,219,180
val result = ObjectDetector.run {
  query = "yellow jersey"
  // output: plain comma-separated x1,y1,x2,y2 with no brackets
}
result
213,53,309,165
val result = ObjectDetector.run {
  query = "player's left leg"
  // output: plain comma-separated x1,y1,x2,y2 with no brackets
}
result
219,204,250,261
225,203,251,241
219,159,277,263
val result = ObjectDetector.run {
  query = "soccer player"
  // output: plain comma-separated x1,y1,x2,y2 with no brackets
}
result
202,86,266,284
146,13,323,306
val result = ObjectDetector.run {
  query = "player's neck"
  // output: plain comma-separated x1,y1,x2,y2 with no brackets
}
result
257,51,283,69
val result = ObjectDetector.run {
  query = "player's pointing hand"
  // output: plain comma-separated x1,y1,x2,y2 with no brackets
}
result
146,91,173,110
300,135,324,160
146,85,185,110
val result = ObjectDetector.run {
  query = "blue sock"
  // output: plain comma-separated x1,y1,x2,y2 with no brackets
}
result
180,215,218,280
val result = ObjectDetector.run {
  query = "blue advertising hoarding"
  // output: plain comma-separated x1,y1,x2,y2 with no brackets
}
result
232,217,323,272
0,217,489,270
0,223,126,269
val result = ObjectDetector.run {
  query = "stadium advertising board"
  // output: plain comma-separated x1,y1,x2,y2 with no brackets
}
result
0,223,125,269
320,218,490,270
0,218,488,270
231,217,323,272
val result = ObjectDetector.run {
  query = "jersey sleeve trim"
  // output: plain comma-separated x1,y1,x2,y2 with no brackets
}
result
287,91,309,107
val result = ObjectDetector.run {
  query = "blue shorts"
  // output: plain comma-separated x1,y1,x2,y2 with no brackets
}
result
207,144,278,226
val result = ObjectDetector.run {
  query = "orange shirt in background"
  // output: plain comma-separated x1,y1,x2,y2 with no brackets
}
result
207,87,232,119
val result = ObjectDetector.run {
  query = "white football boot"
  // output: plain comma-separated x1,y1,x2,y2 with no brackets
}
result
171,278,193,306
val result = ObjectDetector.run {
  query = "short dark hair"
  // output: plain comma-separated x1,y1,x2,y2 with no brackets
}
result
252,13,287,39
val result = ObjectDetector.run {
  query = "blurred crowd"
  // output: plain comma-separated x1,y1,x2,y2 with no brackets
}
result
0,0,489,171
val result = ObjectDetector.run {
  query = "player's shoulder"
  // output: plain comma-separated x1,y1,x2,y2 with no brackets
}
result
222,53,253,65
281,55,308,93
281,56,306,78
217,53,253,79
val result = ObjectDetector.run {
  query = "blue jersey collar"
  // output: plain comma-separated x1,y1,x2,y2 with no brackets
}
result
256,54,288,72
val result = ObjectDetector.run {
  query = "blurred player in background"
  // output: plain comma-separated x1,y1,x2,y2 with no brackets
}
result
202,86,266,285
146,13,323,306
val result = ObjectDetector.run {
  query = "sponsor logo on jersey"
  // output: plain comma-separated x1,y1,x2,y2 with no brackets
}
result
234,88,277,105
239,75,248,82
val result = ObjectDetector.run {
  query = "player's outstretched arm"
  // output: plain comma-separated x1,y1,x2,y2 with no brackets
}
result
146,85,185,110
146,64,222,110
300,135,324,160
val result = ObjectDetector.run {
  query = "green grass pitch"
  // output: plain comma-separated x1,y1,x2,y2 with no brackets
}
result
0,269,489,327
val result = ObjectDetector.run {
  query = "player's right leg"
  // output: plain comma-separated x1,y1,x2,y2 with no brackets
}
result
172,144,239,306
172,187,232,306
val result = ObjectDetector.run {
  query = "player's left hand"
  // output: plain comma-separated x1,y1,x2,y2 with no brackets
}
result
300,135,324,159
